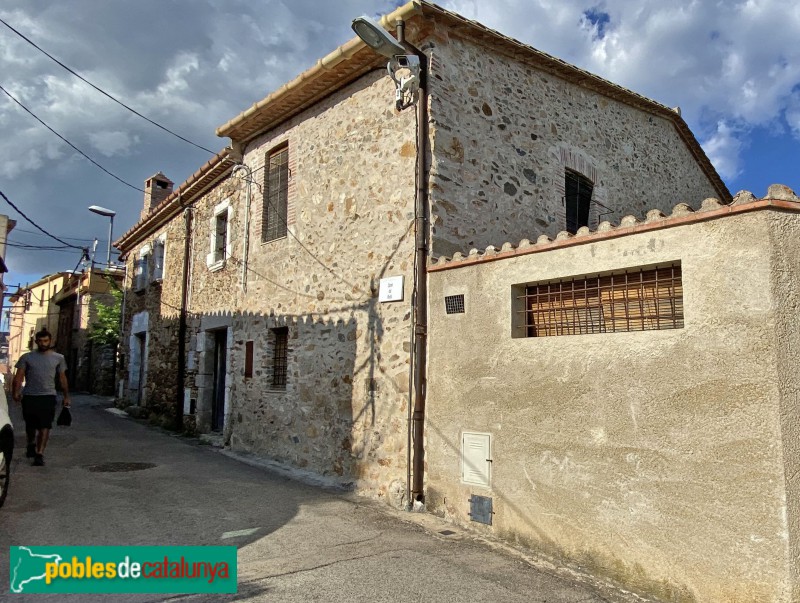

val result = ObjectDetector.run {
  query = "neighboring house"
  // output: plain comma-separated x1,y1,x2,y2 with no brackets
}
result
7,272,70,372
53,267,124,395
115,2,732,598
117,158,234,415
426,185,800,602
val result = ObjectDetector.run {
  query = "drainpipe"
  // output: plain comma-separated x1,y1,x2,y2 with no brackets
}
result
176,194,190,431
395,20,430,505
233,163,253,292
118,259,128,398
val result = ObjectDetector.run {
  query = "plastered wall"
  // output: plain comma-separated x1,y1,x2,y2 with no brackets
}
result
426,202,800,602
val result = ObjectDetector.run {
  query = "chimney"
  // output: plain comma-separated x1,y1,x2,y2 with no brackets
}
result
142,172,174,220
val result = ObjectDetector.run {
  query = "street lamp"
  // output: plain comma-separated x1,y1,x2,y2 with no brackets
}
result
88,205,116,267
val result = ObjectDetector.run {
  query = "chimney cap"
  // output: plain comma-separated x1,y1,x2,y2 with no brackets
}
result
145,172,174,186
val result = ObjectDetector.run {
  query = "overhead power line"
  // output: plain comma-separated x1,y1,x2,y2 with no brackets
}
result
0,189,85,249
12,227,94,243
0,83,144,193
0,16,217,156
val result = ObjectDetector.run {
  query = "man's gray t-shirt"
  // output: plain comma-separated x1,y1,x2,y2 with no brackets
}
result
15,351,67,396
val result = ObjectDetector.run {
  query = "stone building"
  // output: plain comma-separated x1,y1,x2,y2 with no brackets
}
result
6,268,122,393
53,267,124,395
116,1,725,516
425,185,800,602
7,272,70,375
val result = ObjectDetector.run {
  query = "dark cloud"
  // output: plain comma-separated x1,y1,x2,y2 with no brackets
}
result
0,0,397,282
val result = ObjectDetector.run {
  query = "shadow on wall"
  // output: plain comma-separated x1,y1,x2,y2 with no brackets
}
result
423,419,699,602
117,298,407,491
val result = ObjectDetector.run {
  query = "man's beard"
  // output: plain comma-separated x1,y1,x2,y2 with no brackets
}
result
36,344,49,352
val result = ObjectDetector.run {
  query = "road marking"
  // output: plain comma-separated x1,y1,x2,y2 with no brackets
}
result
221,528,260,539
105,408,129,418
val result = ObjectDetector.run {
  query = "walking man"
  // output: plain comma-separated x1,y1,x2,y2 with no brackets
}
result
11,329,70,466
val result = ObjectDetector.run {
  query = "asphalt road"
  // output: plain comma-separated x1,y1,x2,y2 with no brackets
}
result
0,394,636,603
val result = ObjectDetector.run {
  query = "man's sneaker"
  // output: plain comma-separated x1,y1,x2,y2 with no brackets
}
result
26,443,36,458
33,454,44,466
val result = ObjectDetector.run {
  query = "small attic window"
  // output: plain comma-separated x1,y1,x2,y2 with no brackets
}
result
155,180,168,189
145,179,151,188
565,169,593,234
445,294,465,314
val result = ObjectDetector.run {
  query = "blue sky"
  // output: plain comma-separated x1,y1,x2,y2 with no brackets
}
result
1,0,799,315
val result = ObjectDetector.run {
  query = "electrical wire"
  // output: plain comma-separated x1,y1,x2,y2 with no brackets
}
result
11,227,94,243
0,84,144,193
0,189,84,249
0,16,217,156
6,239,73,250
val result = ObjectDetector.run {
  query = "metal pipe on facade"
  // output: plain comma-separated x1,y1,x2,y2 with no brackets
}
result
176,195,190,431
394,19,430,504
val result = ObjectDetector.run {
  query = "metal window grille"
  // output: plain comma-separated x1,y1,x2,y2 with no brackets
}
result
271,327,288,389
445,294,465,314
565,169,593,234
520,264,683,337
263,146,289,242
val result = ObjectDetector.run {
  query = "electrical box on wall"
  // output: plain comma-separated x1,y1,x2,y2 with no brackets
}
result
462,432,491,486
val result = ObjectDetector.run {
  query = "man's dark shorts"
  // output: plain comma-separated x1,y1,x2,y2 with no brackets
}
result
21,395,57,430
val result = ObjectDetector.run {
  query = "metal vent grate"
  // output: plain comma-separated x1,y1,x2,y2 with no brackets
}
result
445,294,465,314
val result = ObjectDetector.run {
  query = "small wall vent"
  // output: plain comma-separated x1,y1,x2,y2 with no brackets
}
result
445,294,465,314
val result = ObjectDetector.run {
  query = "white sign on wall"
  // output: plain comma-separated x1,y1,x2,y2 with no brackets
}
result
378,275,404,302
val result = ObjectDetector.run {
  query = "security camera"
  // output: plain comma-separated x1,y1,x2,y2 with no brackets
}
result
393,55,419,69
387,55,420,86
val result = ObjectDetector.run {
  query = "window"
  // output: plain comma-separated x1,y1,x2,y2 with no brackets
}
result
244,341,254,379
134,246,151,291
262,145,289,242
565,169,593,234
271,327,288,390
152,235,166,281
207,200,232,270
521,264,683,338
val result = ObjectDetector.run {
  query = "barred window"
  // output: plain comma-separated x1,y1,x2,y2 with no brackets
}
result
263,145,289,242
271,327,288,389
521,264,683,337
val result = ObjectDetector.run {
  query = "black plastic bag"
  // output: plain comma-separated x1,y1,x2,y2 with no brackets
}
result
56,406,72,427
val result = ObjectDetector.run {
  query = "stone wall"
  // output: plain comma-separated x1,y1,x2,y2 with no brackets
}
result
181,70,417,501
425,22,722,257
425,193,800,602
119,213,188,418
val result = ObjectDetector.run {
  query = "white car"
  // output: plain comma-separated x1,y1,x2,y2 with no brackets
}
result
0,387,12,507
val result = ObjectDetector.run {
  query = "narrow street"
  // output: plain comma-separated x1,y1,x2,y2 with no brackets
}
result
1,395,634,602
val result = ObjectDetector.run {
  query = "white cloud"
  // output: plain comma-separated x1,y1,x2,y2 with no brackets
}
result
701,121,745,181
